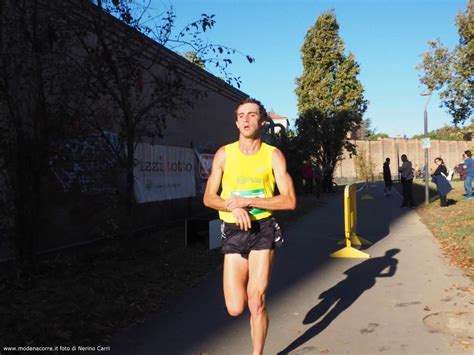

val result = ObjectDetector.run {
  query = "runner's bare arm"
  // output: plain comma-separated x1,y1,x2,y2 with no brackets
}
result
225,148,297,212
203,146,252,231
203,146,227,211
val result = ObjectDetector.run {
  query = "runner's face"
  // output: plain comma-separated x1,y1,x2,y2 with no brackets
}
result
235,103,265,138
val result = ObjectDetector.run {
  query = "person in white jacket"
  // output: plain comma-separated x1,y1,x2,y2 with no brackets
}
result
398,154,414,207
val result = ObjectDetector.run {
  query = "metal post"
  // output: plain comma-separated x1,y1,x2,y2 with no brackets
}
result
424,109,429,205
421,92,432,205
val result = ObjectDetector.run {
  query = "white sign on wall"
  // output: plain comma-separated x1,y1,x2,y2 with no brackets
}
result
134,143,196,203
422,138,431,149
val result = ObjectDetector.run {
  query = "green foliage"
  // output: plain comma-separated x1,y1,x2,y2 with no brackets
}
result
354,147,375,182
417,1,473,125
365,118,389,140
295,11,367,167
412,121,474,140
367,133,389,141
274,129,305,193
182,51,206,69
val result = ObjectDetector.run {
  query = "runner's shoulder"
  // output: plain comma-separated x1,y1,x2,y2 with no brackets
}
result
213,146,226,168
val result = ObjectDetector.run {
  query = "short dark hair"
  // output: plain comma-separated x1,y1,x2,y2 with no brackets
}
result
434,157,444,164
385,157,390,162
234,98,267,121
464,150,472,157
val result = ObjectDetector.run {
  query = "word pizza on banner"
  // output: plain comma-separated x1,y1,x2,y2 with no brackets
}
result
134,144,196,203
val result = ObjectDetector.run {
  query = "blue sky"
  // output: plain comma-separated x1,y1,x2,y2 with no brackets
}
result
148,0,468,137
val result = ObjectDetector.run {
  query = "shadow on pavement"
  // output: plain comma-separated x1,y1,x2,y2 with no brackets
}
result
277,249,400,355
111,183,416,354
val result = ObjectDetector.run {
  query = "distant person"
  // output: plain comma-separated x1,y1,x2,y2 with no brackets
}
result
302,160,314,194
383,158,392,196
203,98,296,355
414,164,421,179
313,163,322,198
398,154,414,208
462,150,474,200
431,157,451,208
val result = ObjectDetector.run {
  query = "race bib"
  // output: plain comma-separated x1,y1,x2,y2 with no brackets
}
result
232,188,266,216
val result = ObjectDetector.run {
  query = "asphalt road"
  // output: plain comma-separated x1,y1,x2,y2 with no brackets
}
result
111,183,473,354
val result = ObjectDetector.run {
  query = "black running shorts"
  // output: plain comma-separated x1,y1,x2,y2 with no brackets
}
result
220,216,283,257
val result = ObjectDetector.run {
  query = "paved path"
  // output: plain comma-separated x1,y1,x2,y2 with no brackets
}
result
112,183,472,354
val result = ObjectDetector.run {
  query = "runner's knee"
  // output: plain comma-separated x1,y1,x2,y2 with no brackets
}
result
247,293,266,315
226,302,245,317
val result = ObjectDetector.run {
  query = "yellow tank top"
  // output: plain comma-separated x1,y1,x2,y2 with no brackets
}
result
219,141,276,223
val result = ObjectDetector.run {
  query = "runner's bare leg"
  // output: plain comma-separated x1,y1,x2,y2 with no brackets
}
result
223,253,249,316
247,249,274,355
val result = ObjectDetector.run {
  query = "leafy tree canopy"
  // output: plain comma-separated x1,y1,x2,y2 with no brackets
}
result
93,0,254,88
417,1,473,125
412,120,474,141
365,118,389,140
295,10,367,167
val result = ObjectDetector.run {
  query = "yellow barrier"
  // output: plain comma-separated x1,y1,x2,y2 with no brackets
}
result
330,183,372,258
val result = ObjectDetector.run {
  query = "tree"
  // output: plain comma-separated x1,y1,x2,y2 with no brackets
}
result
354,147,375,182
72,0,255,238
295,11,367,170
95,0,254,88
274,129,305,193
365,118,389,140
0,0,74,272
417,1,473,125
0,0,254,272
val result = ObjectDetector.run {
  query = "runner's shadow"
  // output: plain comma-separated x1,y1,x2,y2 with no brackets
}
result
278,249,400,355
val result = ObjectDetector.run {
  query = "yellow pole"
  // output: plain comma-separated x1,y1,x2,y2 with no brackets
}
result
331,183,369,258
344,183,352,248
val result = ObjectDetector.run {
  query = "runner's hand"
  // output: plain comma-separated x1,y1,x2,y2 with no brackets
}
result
231,208,251,231
225,195,250,211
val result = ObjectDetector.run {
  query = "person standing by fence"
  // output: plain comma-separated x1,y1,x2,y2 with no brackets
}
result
398,154,414,208
431,157,451,208
462,150,474,200
383,158,392,197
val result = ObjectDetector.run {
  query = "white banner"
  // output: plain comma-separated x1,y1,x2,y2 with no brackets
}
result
134,143,196,203
422,138,431,149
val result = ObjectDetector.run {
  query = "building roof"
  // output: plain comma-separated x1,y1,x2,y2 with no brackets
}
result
268,111,287,120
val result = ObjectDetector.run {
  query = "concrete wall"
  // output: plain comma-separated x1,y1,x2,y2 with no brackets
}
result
154,89,244,150
1,0,249,258
335,138,473,180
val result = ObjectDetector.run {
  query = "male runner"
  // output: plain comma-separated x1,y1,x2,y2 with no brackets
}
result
203,98,296,355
